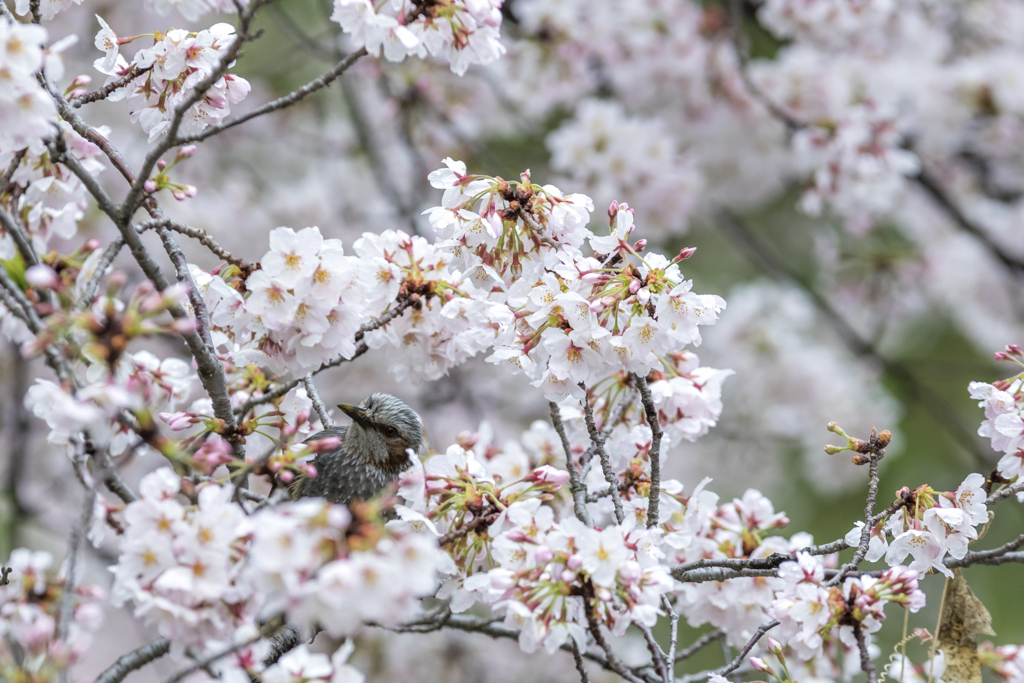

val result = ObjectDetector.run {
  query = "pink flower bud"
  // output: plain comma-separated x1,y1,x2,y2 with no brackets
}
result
607,200,619,219
633,239,647,252
157,160,167,170
144,179,157,193
185,185,198,198
25,264,60,290
750,658,773,674
637,287,650,305
159,411,194,431
505,530,529,543
279,470,294,483
303,464,318,478
172,190,187,201
179,145,197,157
528,465,570,488
560,569,576,583
83,238,101,252
1007,344,1023,356
673,247,697,262
309,436,340,452
766,637,783,655
535,546,554,564
596,587,612,601
567,554,583,570
629,279,641,295
71,74,93,87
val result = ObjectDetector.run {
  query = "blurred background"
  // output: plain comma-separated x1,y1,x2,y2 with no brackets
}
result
2,0,1024,680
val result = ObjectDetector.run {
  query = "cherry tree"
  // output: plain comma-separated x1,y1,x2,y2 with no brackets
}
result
2,1,1024,683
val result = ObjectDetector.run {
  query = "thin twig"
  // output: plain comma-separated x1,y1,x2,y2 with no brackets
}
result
136,218,249,270
710,620,779,681
75,238,124,311
583,595,647,683
303,373,335,428
854,621,878,683
571,640,591,683
675,629,725,663
581,384,625,524
986,480,1024,505
0,205,38,267
93,638,172,683
57,495,94,641
69,66,151,108
827,453,882,587
160,635,262,683
633,373,663,528
549,401,593,527
1,148,26,190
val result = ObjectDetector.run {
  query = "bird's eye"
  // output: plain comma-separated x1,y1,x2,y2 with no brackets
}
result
385,426,398,438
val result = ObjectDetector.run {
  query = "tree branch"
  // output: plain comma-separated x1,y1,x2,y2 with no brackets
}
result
633,373,663,528
581,384,625,524
549,401,593,527
93,638,171,683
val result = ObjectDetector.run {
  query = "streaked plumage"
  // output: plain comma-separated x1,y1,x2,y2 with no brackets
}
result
292,393,423,505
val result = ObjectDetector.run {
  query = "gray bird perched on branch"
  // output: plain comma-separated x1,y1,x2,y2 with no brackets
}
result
291,393,423,505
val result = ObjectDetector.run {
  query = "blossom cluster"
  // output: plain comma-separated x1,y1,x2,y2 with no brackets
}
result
1,124,108,260
331,0,504,75
770,553,925,661
110,468,446,654
427,160,726,399
0,548,106,682
0,21,58,150
970,346,1024,485
395,442,673,654
792,104,920,233
93,20,251,142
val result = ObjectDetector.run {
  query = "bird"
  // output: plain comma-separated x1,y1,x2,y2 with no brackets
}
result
291,393,424,505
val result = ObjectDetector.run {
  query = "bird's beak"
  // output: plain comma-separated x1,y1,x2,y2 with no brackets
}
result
338,403,371,428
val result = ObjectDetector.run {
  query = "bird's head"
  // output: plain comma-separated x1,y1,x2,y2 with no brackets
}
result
338,393,423,473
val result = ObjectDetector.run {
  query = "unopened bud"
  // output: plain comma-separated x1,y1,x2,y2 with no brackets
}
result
750,658,774,675
179,145,197,158
673,246,697,262
766,637,783,656
185,185,198,198
596,587,612,602
157,160,167,170
303,464,318,478
279,470,294,483
25,264,60,290
560,569,576,583
633,239,647,252
1007,344,1022,356
629,279,641,295
876,429,892,448
567,553,582,570
607,200,619,219
144,179,157,193
535,546,553,564
83,238,101,252
851,454,870,466
824,444,846,455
